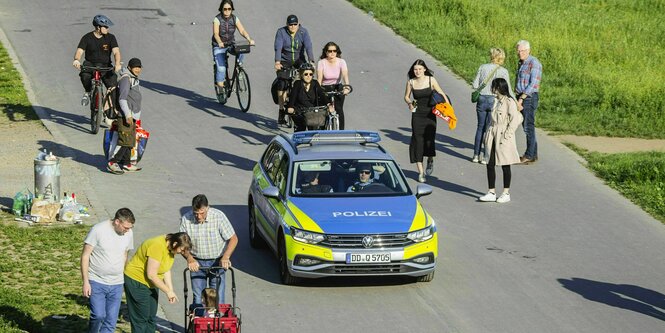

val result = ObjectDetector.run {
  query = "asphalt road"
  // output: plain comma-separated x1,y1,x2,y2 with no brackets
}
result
1,0,664,332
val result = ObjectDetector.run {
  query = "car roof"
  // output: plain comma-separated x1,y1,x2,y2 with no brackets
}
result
274,131,396,162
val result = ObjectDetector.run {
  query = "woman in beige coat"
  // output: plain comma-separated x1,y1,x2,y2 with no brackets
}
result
479,78,523,203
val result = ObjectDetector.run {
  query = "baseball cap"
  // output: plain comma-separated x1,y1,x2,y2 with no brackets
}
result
287,14,298,25
128,58,142,68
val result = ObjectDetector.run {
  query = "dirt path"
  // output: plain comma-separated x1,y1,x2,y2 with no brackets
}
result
554,135,665,154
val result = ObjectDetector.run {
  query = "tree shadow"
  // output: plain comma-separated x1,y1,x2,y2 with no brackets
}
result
37,140,107,172
220,126,273,146
195,147,256,171
380,127,472,162
558,277,665,321
402,169,483,199
141,80,281,132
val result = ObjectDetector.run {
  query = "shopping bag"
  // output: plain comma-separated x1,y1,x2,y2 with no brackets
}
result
31,199,60,223
132,127,150,163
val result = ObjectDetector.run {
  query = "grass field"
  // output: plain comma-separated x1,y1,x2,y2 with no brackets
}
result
349,0,665,138
0,44,38,126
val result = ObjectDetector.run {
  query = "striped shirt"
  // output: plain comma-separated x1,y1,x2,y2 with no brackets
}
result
179,207,235,260
472,63,514,98
515,55,542,96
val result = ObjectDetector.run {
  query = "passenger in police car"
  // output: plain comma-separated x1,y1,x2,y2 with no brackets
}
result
298,172,333,193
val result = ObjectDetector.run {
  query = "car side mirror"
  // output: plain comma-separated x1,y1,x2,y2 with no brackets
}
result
262,186,281,199
415,184,433,198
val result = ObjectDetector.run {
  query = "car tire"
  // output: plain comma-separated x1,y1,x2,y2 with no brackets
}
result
278,235,299,285
416,271,435,282
248,201,264,249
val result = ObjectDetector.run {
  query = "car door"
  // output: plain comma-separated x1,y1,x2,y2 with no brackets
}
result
253,142,281,248
265,148,290,240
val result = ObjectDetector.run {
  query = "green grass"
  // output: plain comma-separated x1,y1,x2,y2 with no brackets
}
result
567,147,665,223
0,43,38,126
349,0,665,138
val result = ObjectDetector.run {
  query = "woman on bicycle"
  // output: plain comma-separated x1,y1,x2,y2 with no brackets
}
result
287,63,332,132
212,0,254,103
317,41,350,129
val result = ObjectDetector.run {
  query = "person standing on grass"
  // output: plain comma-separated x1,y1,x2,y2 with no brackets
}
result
479,78,523,203
81,208,135,333
180,194,238,305
471,47,514,165
515,40,542,164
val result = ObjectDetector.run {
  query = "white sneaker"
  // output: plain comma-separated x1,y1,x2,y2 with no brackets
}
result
496,192,511,203
471,155,479,163
480,156,488,165
479,191,496,202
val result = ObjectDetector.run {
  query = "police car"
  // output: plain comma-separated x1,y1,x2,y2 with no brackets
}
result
248,131,438,284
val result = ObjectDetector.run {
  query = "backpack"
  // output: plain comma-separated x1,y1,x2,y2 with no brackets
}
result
102,73,130,120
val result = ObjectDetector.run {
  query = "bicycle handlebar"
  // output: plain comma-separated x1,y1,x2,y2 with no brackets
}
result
296,105,329,115
81,65,114,72
324,84,353,96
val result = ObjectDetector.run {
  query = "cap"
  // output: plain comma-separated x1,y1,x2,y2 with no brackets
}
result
287,14,298,25
128,58,142,68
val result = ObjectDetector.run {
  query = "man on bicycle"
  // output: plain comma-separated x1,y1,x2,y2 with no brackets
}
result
73,14,122,106
274,14,314,126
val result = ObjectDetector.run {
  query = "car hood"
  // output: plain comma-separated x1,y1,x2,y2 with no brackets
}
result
288,196,424,234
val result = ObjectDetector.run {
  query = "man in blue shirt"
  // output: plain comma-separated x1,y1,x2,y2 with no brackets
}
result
515,40,542,164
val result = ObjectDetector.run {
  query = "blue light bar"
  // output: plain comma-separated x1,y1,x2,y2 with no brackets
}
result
291,130,381,145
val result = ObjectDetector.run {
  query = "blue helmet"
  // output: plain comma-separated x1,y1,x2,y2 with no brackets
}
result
93,14,114,28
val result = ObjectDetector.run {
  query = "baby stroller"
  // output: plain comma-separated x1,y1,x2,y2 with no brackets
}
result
183,267,241,333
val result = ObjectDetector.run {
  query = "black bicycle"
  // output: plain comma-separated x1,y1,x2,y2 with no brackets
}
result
322,83,352,130
82,65,114,134
275,67,298,129
214,42,252,113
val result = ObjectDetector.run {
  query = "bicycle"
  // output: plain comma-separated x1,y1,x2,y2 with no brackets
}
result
81,65,114,134
214,42,252,113
322,83,353,130
275,67,298,129
296,105,329,131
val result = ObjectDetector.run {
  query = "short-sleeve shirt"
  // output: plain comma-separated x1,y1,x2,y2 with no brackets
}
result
124,235,174,288
84,220,134,285
77,31,119,64
317,58,347,85
179,208,235,260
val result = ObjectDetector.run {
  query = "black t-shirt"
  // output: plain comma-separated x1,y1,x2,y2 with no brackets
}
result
287,80,329,109
77,31,119,64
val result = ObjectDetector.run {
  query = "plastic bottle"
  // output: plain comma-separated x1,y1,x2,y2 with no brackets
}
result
36,149,47,161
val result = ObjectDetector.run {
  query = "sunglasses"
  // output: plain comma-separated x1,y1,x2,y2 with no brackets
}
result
326,49,338,53
223,7,232,11
302,72,313,77
359,170,371,175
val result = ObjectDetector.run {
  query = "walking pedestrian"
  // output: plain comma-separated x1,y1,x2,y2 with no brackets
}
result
515,40,542,164
81,208,135,333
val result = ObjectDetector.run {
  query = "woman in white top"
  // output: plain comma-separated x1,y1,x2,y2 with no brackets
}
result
317,42,351,129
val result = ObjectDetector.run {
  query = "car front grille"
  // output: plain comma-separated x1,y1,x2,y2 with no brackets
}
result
320,233,413,249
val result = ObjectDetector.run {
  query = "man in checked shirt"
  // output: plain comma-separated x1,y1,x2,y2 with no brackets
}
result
180,194,238,305
515,40,543,164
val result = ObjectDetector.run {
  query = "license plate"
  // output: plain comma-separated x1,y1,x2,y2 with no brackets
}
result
346,253,391,264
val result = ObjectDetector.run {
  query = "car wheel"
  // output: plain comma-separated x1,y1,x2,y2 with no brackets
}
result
278,235,299,285
416,271,435,282
248,201,264,248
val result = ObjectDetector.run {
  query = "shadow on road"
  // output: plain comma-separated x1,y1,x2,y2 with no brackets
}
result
38,140,106,172
221,126,273,146
195,147,256,171
402,169,483,198
36,106,92,134
558,277,665,321
380,127,472,162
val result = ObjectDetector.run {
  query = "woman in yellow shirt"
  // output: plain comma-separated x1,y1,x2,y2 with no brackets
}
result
124,232,191,333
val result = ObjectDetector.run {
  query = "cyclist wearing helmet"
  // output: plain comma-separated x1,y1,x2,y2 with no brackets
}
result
73,14,122,106
286,62,332,132
212,0,255,103
274,14,314,125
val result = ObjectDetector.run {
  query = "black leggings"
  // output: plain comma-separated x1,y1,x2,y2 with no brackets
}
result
486,141,512,189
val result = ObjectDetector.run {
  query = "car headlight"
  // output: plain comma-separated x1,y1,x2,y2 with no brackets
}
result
407,226,434,242
291,227,325,244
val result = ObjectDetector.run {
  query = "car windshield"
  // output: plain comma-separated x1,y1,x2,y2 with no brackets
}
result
291,159,411,197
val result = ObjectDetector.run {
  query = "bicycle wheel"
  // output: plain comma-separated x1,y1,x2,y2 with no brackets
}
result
235,67,251,112
90,86,103,134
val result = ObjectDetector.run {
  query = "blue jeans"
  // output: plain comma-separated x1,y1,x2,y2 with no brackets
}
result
521,93,539,159
190,258,226,305
474,95,494,157
88,280,123,333
213,46,245,84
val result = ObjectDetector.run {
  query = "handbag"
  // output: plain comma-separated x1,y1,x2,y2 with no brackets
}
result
471,65,500,103
428,77,452,107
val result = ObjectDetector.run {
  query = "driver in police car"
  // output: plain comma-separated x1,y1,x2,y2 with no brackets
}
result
347,163,375,192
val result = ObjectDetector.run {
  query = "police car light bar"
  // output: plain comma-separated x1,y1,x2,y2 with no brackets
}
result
291,130,381,145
